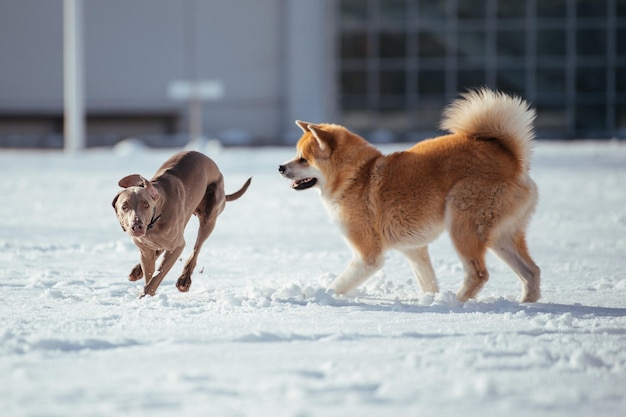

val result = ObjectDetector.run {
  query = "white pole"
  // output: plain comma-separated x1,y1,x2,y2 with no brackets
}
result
63,0,85,152
185,0,202,148
189,92,203,147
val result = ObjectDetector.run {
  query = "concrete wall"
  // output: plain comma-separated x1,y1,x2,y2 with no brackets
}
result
0,0,336,146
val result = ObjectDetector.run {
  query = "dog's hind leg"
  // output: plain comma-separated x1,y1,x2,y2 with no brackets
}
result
400,246,439,294
447,211,491,302
455,246,490,302
176,183,223,293
491,179,541,302
491,231,541,302
176,215,217,292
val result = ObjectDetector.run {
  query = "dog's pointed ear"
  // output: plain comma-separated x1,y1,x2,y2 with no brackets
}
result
295,120,311,133
118,174,144,188
307,124,332,152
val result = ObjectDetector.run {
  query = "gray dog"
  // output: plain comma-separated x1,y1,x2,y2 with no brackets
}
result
112,151,251,297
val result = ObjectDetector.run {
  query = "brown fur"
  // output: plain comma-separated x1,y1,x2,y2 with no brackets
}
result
279,88,540,302
112,151,251,297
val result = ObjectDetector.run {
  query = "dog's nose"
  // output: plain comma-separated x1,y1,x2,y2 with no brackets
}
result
278,165,286,174
131,223,144,232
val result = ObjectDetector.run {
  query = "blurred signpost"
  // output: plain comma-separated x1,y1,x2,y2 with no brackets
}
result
168,79,224,147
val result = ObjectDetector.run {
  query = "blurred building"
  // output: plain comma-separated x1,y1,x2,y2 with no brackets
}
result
338,0,626,141
0,0,624,148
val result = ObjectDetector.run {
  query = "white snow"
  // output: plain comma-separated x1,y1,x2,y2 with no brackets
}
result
1,141,625,417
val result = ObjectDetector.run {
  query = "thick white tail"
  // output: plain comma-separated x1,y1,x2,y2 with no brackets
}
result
440,88,536,172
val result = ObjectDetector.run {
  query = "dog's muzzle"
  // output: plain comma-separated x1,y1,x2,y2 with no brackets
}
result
278,165,317,190
130,222,145,237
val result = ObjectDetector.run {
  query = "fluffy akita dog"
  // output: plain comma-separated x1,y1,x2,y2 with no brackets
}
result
279,88,541,302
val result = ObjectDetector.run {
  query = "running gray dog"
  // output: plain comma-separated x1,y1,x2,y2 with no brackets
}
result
112,151,251,297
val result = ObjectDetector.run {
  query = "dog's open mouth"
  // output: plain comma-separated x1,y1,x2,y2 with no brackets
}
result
292,178,317,190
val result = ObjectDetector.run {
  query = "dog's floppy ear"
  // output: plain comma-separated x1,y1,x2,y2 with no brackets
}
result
111,192,127,231
295,120,311,133
118,174,158,200
307,124,333,152
118,174,145,188
111,193,120,210
144,180,159,201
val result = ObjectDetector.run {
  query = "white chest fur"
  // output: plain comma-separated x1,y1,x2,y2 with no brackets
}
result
320,194,347,235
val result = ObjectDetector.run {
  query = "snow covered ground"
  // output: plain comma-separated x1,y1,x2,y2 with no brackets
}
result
1,140,625,417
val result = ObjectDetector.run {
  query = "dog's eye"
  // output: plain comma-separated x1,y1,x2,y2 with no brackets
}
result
298,157,307,164
143,201,150,209
121,203,129,211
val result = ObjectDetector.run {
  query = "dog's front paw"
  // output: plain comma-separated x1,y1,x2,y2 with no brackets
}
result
128,264,143,281
140,286,157,298
176,275,192,292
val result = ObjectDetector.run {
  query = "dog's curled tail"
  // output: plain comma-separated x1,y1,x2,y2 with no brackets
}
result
440,88,536,172
226,177,252,202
